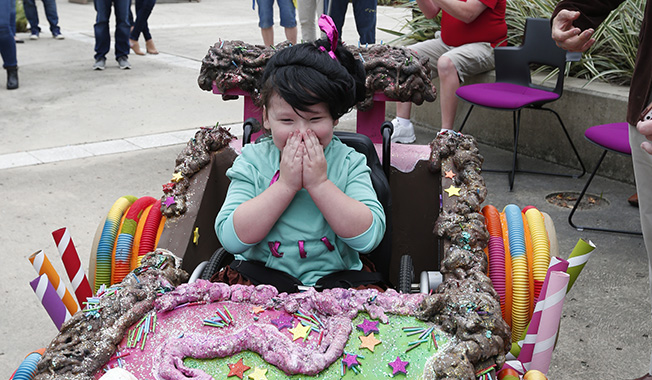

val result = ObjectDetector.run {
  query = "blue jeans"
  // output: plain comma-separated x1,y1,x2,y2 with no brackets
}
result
94,0,130,60
130,0,155,41
328,0,376,44
256,0,296,29
0,0,17,67
23,0,61,36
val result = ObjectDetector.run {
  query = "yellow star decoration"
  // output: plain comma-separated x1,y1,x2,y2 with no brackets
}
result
248,366,268,380
444,185,461,197
192,227,200,245
171,172,184,183
288,322,311,341
444,170,456,179
251,306,265,314
359,332,381,352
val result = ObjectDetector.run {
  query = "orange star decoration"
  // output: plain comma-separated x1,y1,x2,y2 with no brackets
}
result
227,358,251,379
171,172,184,183
359,332,381,352
444,185,461,197
444,170,456,179
248,366,268,380
251,306,265,314
288,322,311,341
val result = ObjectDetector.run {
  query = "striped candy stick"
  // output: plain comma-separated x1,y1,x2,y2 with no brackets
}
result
52,227,94,306
29,250,79,315
30,274,71,330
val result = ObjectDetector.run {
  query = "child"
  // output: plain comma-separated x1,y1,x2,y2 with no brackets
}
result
214,18,386,292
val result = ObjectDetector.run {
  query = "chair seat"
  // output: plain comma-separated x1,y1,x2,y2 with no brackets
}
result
585,122,631,155
456,82,560,109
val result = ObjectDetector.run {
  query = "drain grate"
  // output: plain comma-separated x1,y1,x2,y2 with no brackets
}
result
546,192,609,210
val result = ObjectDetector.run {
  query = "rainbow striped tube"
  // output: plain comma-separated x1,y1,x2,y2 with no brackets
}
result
504,205,529,342
95,196,137,291
112,197,157,284
10,349,44,380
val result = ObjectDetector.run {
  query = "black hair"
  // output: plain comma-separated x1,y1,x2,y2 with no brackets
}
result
259,38,366,121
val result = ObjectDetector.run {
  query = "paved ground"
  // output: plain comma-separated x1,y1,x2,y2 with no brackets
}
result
1,1,650,379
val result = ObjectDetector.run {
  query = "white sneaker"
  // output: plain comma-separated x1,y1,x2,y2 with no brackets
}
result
391,118,416,144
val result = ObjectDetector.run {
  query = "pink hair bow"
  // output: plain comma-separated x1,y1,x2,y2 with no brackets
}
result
318,14,339,61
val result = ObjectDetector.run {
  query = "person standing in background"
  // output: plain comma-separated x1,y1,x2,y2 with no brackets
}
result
328,0,376,44
1,0,18,88
255,0,297,46
93,0,130,70
23,0,64,39
298,0,326,42
129,0,158,55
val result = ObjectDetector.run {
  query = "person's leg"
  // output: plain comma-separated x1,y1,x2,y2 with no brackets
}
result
23,0,40,37
351,0,376,44
629,124,652,378
1,0,18,88
298,0,316,42
41,0,61,36
257,0,274,46
439,41,494,130
278,0,297,44
114,0,130,59
327,0,347,40
93,0,111,61
130,0,154,41
9,0,15,35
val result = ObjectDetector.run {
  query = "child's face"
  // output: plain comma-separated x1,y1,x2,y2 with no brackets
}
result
264,93,338,151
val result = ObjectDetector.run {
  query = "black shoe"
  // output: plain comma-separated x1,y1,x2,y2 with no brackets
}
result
6,66,18,90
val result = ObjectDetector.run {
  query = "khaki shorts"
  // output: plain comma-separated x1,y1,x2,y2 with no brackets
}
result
408,31,495,83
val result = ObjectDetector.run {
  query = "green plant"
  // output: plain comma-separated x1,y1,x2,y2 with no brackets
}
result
16,0,28,33
382,0,643,85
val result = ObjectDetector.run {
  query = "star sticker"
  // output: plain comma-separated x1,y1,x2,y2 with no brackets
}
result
444,185,461,197
359,332,381,352
193,227,200,245
444,170,456,179
227,358,251,379
356,318,379,335
388,356,409,375
164,196,176,207
288,322,311,341
251,306,265,314
162,182,175,193
171,172,184,183
248,367,268,380
271,314,293,330
342,353,360,369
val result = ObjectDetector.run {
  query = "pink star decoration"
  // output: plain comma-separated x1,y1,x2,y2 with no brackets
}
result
388,356,409,375
342,353,360,369
164,196,176,207
270,314,293,330
356,318,379,335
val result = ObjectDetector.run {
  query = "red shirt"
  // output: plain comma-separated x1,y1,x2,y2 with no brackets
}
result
440,0,507,47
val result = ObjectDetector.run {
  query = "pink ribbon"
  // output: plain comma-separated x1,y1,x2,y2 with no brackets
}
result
318,15,338,61
298,240,307,258
268,241,283,257
321,237,335,251
269,170,280,187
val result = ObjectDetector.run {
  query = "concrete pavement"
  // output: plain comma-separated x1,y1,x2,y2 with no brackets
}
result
1,1,650,379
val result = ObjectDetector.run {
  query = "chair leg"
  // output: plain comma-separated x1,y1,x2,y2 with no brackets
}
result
568,150,642,235
457,104,474,133
508,110,521,191
542,107,586,178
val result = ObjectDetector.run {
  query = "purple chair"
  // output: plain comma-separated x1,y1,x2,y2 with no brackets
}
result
568,122,642,235
456,18,586,190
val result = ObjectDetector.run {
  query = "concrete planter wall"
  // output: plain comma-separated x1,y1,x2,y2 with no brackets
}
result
387,72,635,184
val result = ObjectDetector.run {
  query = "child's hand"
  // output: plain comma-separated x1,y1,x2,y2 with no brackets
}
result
278,131,304,193
302,129,328,191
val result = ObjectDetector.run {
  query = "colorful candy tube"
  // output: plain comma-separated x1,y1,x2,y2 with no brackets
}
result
517,257,569,369
52,227,93,306
30,274,71,330
9,349,45,380
566,239,595,290
29,250,79,315
529,271,570,374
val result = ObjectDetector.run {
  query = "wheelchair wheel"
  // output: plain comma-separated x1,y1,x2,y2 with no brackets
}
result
199,248,231,280
398,255,414,293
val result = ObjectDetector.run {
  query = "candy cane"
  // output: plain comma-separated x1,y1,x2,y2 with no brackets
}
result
29,250,79,315
30,274,71,330
52,227,93,306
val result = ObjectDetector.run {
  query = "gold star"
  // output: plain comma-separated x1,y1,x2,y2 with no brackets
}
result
171,172,184,183
247,367,268,380
193,227,200,245
251,306,265,314
288,322,311,341
444,185,461,197
359,332,381,352
444,170,456,179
